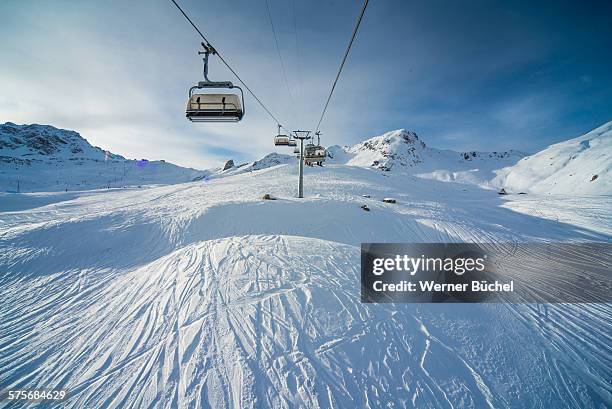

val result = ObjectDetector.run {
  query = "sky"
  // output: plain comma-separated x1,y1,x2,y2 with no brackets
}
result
0,0,611,169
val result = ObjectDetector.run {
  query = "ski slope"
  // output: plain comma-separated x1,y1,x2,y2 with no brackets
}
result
1,160,611,408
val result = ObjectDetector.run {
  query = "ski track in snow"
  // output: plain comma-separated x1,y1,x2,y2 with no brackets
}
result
1,163,611,408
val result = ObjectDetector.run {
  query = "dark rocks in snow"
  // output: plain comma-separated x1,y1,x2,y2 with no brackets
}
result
360,204,370,211
383,198,396,204
223,160,234,171
362,194,371,198
191,175,209,182
590,174,598,182
498,188,508,195
262,193,276,200
461,150,522,161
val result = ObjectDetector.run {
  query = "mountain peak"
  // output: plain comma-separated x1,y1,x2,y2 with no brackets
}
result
362,129,425,149
345,129,426,171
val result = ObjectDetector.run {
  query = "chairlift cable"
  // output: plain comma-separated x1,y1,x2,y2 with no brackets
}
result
314,0,369,133
291,0,304,123
169,0,292,134
264,0,298,124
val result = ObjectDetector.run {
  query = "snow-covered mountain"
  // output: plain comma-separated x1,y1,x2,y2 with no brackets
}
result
493,121,612,195
0,122,124,163
328,129,524,172
326,129,525,188
0,122,207,192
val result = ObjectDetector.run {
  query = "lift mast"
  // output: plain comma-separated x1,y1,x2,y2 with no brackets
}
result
293,130,311,198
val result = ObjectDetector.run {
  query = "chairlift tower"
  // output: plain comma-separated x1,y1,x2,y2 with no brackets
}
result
293,130,311,198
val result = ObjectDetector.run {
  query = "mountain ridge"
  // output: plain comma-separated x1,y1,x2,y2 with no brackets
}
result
0,122,206,192
2,122,609,195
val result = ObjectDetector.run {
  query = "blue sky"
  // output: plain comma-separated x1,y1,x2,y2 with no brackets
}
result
0,0,611,168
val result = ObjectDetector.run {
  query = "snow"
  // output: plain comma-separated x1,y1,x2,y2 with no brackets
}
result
492,121,612,195
0,123,611,408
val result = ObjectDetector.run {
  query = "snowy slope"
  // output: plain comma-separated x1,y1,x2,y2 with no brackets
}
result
1,160,610,408
0,123,207,192
492,121,612,195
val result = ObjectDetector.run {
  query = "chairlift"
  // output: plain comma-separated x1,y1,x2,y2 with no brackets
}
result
288,138,297,147
186,43,244,122
304,131,327,164
293,147,300,154
274,124,291,146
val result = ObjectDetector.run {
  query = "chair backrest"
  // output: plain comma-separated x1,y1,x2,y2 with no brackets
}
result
188,94,242,111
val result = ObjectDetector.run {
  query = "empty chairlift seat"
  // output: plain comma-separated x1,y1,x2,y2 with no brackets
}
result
274,135,290,146
186,93,244,122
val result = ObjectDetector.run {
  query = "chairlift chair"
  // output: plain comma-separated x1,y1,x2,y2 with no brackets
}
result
186,44,245,122
304,149,326,163
303,143,318,164
274,124,291,146
274,135,290,146
304,131,326,164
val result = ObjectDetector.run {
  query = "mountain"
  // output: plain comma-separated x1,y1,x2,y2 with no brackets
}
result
492,121,612,195
327,129,525,187
0,122,123,164
0,122,207,192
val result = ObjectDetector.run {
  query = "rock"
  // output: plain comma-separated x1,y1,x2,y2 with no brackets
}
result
360,204,370,211
262,193,276,200
362,194,371,198
382,198,396,204
498,188,508,195
590,174,598,182
223,159,234,171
